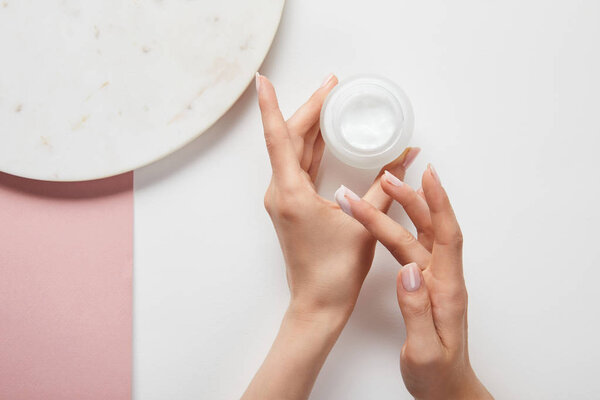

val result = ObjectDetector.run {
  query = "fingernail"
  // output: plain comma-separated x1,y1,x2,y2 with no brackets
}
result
428,163,441,184
402,147,421,169
417,187,424,197
383,170,403,187
401,262,421,292
255,72,261,92
320,73,334,88
334,185,360,217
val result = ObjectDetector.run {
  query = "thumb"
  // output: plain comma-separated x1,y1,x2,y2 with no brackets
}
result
397,263,438,347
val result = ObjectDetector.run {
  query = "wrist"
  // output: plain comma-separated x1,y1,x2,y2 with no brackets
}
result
433,367,492,400
285,300,353,337
456,370,492,400
242,299,352,400
287,281,360,322
415,366,491,400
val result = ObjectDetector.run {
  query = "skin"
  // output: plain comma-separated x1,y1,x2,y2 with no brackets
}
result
346,166,493,400
242,73,492,400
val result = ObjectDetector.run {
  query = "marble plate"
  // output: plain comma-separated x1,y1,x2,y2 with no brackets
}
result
0,0,284,181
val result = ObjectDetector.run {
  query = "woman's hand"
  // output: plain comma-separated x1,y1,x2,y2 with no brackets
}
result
256,73,420,319
242,73,419,400
338,166,492,400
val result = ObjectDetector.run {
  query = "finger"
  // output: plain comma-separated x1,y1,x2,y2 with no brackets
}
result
416,187,425,200
287,74,338,138
422,164,463,279
335,185,431,267
397,263,440,349
363,147,421,211
300,121,321,171
256,73,301,182
308,133,325,182
380,170,434,250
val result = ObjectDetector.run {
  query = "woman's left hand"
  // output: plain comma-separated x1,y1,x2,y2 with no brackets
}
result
242,74,419,400
243,73,420,400
256,73,420,320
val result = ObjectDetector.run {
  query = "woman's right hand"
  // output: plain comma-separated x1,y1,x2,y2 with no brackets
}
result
337,164,492,400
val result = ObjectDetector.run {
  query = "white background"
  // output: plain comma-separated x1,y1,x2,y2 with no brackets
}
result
133,0,600,398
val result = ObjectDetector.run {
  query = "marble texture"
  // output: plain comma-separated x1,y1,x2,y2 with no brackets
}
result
0,0,284,181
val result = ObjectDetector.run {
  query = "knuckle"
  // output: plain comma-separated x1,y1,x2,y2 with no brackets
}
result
390,230,416,255
389,237,415,263
402,347,444,370
407,300,432,319
263,183,304,221
270,192,304,221
276,201,300,220
454,287,468,310
417,230,434,244
437,284,468,313
396,228,417,244
439,227,463,248
453,229,464,247
263,194,272,214
264,195,275,216
278,181,301,198
263,135,277,154
263,186,274,214
454,286,468,306
361,204,380,226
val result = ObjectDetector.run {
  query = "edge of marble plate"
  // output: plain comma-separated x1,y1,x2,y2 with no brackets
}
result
1,1,285,183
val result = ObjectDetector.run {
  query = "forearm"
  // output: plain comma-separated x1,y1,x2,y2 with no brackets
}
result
242,305,349,400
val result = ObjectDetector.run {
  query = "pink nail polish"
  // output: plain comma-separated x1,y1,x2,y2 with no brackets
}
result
428,163,441,184
401,262,421,292
402,147,421,169
383,170,403,187
334,185,360,217
320,73,334,88
255,72,261,92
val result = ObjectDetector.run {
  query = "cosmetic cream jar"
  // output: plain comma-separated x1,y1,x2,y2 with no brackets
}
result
320,75,414,169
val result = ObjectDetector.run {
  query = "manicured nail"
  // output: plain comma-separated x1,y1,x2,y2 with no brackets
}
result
402,147,421,169
383,170,403,187
255,72,261,92
428,163,441,184
321,73,334,88
401,262,421,292
334,185,360,217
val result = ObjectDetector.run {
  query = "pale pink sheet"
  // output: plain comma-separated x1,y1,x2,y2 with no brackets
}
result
0,172,133,400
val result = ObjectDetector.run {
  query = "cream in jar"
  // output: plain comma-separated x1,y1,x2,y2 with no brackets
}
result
320,75,414,169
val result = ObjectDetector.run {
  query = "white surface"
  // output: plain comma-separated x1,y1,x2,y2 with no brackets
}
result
134,0,600,399
0,0,283,181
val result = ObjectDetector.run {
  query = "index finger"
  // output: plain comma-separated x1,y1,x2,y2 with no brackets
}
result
422,164,464,280
335,185,432,267
256,73,301,182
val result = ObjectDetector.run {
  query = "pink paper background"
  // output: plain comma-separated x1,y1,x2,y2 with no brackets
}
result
0,172,133,400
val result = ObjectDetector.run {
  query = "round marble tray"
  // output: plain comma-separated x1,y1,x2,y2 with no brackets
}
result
0,0,284,181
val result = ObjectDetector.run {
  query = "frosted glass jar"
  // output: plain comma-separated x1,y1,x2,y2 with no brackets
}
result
320,75,414,169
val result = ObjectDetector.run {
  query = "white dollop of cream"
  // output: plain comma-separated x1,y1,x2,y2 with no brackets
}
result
339,92,400,151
